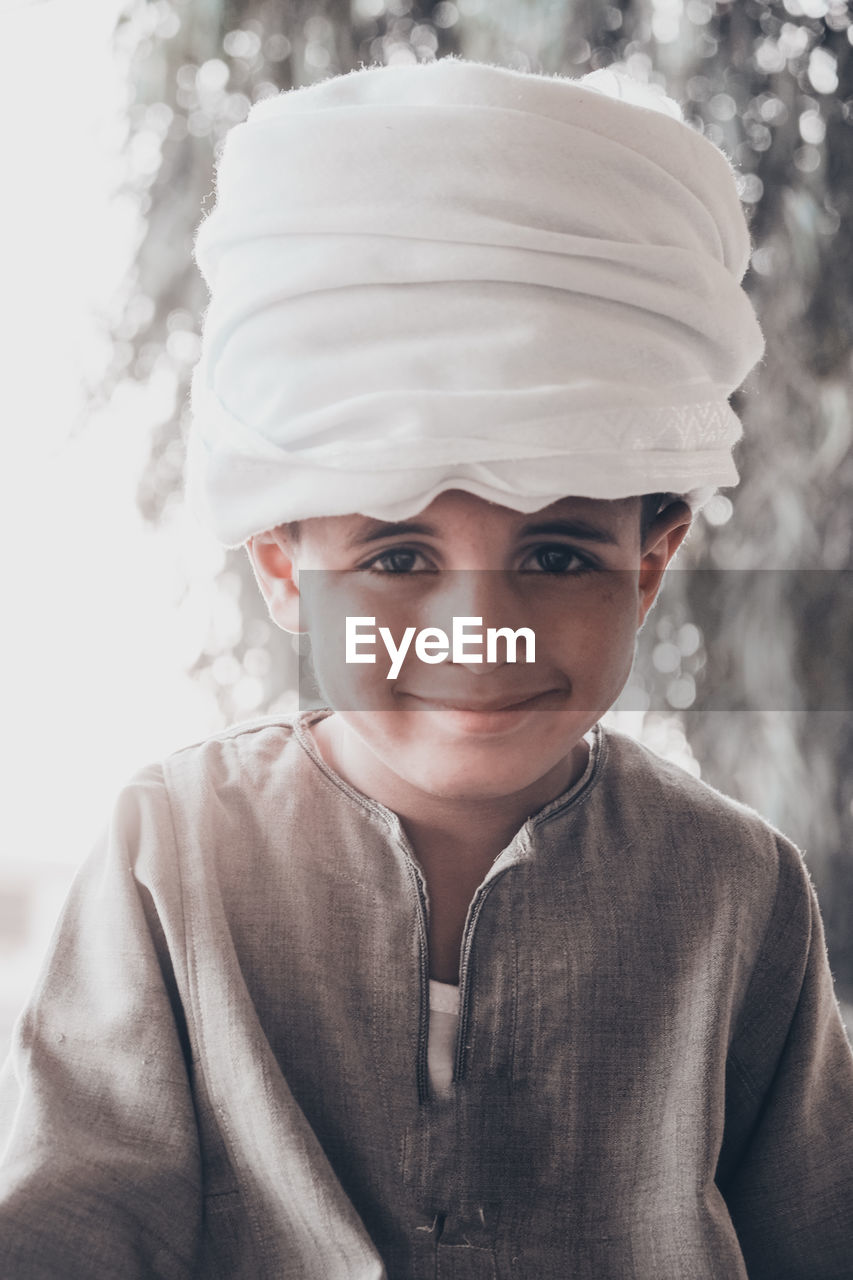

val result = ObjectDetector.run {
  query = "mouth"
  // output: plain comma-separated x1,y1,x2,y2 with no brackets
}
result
409,691,557,712
400,688,568,727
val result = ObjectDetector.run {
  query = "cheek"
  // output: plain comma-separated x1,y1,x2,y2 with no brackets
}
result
301,582,419,711
538,578,638,663
306,631,395,712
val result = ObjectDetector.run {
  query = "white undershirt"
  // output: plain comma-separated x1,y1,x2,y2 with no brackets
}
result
427,978,460,1099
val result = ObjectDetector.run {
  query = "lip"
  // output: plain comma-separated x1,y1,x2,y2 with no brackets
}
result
401,688,567,732
408,691,560,713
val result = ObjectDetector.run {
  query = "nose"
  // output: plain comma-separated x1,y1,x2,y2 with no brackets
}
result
429,570,526,673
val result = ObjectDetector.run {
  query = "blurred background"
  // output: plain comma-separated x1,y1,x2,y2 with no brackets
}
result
2,0,851,1057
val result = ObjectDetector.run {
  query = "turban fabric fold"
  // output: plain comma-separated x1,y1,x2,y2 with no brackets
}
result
188,57,765,547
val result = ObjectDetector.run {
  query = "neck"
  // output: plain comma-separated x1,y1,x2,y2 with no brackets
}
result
309,712,590,865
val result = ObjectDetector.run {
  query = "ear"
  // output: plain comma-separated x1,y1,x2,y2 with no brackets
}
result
637,500,692,628
244,530,304,634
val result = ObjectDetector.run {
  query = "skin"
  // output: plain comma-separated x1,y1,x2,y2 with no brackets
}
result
247,489,691,981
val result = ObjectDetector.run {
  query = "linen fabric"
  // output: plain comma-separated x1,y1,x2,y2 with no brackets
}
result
187,58,766,547
2,710,852,1278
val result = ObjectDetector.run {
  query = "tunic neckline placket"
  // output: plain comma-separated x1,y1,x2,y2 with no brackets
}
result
291,708,607,1102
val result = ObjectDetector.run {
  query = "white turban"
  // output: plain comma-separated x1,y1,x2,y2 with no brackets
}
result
187,57,765,547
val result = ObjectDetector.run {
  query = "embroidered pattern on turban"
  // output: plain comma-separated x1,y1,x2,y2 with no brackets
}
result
187,57,765,547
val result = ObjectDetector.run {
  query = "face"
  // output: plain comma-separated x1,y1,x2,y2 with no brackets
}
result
248,490,689,806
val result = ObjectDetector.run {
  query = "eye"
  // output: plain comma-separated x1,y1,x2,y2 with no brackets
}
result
359,547,435,575
520,544,595,575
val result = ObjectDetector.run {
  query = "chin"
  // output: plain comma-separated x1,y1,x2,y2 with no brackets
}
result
405,744,563,801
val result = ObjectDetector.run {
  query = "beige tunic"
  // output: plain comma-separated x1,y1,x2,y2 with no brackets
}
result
1,710,852,1278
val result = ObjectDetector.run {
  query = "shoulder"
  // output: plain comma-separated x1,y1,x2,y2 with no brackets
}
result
590,728,825,1036
165,710,301,773
90,713,327,925
595,724,813,923
599,723,797,851
106,712,310,861
117,712,302,802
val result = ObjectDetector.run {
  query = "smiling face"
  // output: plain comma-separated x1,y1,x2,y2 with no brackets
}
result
247,489,690,812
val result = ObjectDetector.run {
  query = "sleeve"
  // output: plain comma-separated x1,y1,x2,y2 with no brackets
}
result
716,835,853,1280
0,766,203,1280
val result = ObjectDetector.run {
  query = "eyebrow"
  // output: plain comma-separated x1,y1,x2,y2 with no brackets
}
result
516,519,621,546
346,516,620,548
346,521,440,548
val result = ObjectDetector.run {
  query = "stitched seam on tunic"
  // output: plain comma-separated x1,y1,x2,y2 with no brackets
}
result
530,721,609,830
292,707,410,824
159,755,275,1278
167,712,297,760
293,706,609,835
726,837,813,1106
727,1047,761,1104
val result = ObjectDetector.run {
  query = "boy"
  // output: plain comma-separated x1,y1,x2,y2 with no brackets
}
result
2,58,852,1279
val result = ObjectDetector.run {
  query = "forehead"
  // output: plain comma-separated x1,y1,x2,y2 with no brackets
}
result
301,490,641,549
